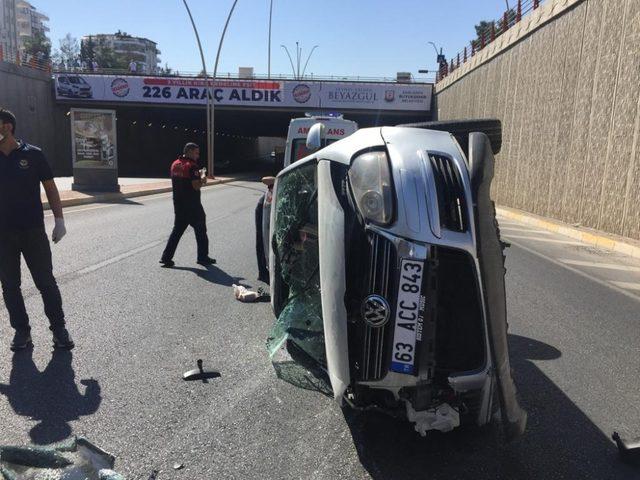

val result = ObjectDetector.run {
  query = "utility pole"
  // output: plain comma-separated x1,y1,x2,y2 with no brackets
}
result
268,0,273,78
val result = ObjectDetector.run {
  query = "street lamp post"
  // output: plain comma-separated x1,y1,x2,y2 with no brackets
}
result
181,0,212,178
280,45,296,78
301,45,318,78
428,41,446,74
209,0,239,178
427,41,439,57
281,43,317,79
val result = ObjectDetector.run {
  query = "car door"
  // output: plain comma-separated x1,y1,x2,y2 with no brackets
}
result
58,77,69,95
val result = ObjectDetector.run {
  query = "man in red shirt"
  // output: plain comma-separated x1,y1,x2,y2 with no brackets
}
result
159,143,215,268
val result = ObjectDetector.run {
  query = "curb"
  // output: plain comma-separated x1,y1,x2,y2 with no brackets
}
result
44,177,240,210
496,206,640,260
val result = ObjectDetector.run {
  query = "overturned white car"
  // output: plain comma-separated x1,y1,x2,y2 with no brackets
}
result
266,120,527,438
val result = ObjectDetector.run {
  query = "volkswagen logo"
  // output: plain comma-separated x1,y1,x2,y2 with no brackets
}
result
362,295,390,328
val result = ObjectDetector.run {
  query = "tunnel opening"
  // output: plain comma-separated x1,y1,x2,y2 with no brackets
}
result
52,103,431,178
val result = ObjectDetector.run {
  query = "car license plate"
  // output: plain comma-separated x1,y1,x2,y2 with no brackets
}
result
390,258,425,375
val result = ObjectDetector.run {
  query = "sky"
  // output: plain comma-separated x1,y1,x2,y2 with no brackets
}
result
39,0,513,79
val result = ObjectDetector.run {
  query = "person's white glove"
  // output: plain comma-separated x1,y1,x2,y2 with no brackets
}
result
52,217,66,243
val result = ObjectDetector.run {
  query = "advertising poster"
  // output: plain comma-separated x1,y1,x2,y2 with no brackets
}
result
318,82,432,111
70,109,117,169
54,74,433,112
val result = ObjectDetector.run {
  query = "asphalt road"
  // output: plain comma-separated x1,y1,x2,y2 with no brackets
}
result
0,179,639,480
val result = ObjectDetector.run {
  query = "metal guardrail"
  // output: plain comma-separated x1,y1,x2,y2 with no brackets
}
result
0,48,436,84
0,46,52,73
436,0,544,82
50,67,434,84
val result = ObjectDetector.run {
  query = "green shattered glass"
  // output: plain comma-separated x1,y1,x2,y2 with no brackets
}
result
0,437,123,479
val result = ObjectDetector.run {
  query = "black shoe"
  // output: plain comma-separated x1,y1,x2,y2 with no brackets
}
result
197,257,216,266
10,330,32,351
52,327,75,350
159,259,175,268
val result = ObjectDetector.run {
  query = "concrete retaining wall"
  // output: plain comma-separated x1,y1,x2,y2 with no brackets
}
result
435,0,640,240
0,63,62,171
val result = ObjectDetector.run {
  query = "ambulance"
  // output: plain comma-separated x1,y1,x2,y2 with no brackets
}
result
283,113,358,168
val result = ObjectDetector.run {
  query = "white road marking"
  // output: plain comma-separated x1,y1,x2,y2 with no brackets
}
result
508,239,640,302
71,206,243,277
502,234,583,246
558,259,640,272
45,204,116,217
76,240,165,275
499,227,552,235
44,180,251,217
610,281,640,291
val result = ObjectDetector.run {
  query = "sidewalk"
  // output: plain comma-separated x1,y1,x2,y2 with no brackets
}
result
497,205,640,260
42,176,240,210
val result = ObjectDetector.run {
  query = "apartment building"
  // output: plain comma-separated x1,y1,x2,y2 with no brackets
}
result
0,0,18,58
82,33,161,73
16,0,49,52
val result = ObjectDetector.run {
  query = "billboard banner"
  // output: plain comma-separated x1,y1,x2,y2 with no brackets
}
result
319,82,432,111
70,108,117,169
54,74,432,112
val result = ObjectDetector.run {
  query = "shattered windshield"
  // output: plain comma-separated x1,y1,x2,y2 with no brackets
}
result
266,161,330,394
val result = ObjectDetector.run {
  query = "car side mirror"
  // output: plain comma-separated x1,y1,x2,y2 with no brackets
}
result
306,122,325,151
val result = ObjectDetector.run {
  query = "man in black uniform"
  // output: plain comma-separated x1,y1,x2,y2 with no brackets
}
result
255,176,274,284
0,108,74,351
160,142,216,268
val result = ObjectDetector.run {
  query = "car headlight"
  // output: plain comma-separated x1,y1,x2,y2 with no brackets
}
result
348,150,393,225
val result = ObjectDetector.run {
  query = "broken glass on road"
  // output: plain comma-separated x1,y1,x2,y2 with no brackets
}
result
0,437,123,479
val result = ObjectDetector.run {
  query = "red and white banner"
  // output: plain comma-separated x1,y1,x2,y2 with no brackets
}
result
53,74,432,112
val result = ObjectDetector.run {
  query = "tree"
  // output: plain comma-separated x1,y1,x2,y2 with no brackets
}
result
159,63,173,76
53,33,80,67
472,20,495,50
93,37,128,70
23,31,51,60
471,9,516,50
80,35,96,64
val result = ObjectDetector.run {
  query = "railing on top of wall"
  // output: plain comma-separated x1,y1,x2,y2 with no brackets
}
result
0,45,52,73
436,0,544,83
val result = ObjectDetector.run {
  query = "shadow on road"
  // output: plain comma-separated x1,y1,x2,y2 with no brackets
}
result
171,264,246,287
0,349,101,445
344,334,635,479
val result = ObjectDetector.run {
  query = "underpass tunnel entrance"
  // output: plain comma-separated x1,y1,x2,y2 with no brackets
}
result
112,106,270,178
53,103,430,178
